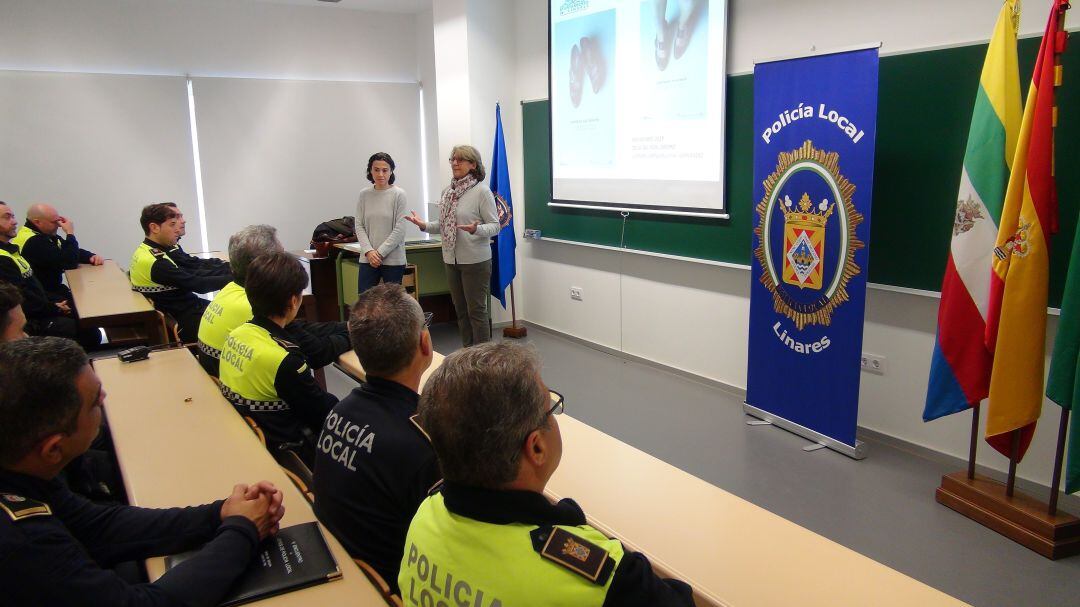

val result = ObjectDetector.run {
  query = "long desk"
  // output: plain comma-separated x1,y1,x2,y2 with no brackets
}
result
95,348,386,606
336,350,446,390
65,260,163,344
548,416,968,607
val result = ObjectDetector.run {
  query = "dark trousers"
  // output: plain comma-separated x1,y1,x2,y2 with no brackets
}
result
174,305,208,346
445,259,491,347
28,315,102,348
357,263,406,294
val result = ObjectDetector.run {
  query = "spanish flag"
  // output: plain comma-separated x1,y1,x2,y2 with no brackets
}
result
985,0,1071,460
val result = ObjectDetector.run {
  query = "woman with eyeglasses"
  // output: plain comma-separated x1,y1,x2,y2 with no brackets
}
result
405,145,499,346
356,152,409,293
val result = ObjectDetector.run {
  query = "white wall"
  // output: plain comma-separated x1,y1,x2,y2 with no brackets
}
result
0,0,417,81
0,0,421,256
511,0,1075,486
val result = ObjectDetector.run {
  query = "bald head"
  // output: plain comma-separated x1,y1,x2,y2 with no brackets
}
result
26,204,61,236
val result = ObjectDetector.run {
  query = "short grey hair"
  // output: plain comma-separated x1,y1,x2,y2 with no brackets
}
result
450,144,486,182
419,342,547,488
229,225,283,286
0,337,88,466
348,283,424,377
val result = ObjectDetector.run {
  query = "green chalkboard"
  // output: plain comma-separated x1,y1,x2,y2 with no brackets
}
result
522,36,1078,307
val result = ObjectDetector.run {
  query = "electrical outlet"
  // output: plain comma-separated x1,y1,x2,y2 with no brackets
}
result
570,287,583,301
860,353,886,375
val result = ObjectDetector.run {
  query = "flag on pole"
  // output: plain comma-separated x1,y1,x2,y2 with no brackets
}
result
1047,221,1080,494
984,0,1071,460
489,103,517,308
924,0,1022,422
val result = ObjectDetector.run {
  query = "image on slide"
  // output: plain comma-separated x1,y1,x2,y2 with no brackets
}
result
638,0,709,120
553,9,616,168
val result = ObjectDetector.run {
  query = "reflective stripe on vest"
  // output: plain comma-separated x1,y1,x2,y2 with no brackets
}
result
218,322,290,407
197,282,252,358
399,493,622,606
218,383,288,412
129,242,178,293
0,247,33,279
10,226,37,253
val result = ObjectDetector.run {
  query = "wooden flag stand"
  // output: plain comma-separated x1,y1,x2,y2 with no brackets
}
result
935,405,1080,559
502,283,527,339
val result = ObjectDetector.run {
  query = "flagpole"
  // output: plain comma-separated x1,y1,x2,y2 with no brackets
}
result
1048,408,1070,515
967,404,980,480
503,283,527,338
1006,429,1021,497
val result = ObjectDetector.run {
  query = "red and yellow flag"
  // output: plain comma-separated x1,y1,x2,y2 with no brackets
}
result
984,0,1071,460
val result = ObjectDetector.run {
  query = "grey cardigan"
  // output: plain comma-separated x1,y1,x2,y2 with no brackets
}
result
422,184,500,264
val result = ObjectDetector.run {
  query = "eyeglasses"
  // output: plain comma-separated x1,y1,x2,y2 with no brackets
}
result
448,156,468,163
423,311,434,329
545,389,565,419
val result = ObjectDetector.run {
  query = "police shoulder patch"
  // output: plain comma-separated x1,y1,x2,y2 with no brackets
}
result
0,493,51,521
530,526,614,585
149,248,166,258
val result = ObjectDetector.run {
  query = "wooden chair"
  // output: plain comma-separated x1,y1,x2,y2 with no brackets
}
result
402,264,419,302
352,558,402,606
241,416,315,503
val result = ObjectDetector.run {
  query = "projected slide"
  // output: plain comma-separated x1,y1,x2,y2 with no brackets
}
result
550,0,727,217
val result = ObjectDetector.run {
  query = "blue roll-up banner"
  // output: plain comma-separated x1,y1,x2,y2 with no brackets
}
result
746,47,879,456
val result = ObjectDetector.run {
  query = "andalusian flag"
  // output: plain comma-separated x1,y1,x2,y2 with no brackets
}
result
1047,225,1080,493
924,0,1021,422
985,0,1070,460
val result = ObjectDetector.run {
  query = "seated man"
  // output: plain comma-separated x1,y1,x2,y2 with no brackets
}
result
164,203,231,275
0,336,285,606
198,224,349,377
313,283,440,592
129,203,233,343
12,203,103,300
0,283,27,342
0,202,100,347
404,342,695,606
218,251,337,467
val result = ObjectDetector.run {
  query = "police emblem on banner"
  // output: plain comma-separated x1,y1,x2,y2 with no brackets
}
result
754,140,864,330
495,194,513,229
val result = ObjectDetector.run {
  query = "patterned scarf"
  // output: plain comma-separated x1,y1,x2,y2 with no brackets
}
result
439,174,479,252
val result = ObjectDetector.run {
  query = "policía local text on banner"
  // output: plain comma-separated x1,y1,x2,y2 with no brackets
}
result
762,102,868,145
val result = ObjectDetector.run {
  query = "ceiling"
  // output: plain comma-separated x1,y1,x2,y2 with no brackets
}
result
238,0,431,14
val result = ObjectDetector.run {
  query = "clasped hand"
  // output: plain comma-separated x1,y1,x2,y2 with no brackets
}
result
220,481,286,540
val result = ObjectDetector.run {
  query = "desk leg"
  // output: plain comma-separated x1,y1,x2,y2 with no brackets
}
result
144,313,166,346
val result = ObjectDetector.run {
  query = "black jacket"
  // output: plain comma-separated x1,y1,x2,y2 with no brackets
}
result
0,469,259,607
168,244,232,276
140,239,232,321
0,240,61,320
313,377,440,593
19,223,95,296
229,316,338,465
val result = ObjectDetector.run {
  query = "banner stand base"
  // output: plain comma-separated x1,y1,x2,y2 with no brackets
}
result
743,404,867,460
936,471,1080,560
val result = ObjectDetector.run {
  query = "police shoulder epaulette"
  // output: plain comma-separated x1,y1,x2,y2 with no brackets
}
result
409,414,434,444
530,526,615,585
0,493,51,522
149,248,166,258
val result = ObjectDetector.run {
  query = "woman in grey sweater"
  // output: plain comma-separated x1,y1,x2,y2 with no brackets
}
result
405,144,499,346
355,152,409,293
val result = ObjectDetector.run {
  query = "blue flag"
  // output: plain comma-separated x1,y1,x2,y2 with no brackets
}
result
489,103,517,308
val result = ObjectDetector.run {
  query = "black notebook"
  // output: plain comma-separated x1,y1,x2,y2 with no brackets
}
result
165,521,342,606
